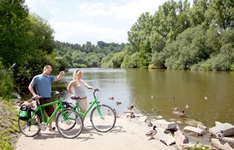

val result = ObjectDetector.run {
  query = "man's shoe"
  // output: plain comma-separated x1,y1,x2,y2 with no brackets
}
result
49,127,56,132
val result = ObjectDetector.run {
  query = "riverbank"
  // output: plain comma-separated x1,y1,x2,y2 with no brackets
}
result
15,116,175,150
14,99,234,150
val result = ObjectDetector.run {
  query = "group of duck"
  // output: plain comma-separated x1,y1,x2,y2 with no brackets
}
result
109,96,188,140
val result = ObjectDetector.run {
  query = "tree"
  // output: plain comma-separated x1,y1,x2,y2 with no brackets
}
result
0,0,30,67
111,51,125,68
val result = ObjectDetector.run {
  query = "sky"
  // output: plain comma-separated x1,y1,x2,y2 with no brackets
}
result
25,0,170,45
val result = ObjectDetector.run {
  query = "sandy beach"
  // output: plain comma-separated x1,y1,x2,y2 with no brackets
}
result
15,116,176,150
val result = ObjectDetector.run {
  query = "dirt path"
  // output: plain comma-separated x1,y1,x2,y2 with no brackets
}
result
15,116,175,150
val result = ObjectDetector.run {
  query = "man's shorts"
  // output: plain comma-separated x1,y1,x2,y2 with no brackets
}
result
39,98,54,117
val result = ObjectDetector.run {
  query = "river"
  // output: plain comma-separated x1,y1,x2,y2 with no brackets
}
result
24,68,234,128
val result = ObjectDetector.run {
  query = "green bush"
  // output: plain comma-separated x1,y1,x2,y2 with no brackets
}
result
0,62,14,98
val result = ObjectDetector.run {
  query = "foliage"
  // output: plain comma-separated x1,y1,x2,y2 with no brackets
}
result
54,0,234,71
191,141,211,150
0,0,64,88
125,0,234,71
121,52,139,68
101,53,114,68
111,51,126,68
0,61,14,98
55,41,126,68
0,0,31,68
0,99,20,150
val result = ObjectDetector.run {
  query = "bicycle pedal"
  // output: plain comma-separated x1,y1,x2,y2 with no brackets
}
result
40,122,47,131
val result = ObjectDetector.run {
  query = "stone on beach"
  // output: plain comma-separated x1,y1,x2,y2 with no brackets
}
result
211,138,233,150
152,120,177,130
222,137,234,147
174,128,189,145
155,128,176,146
183,126,204,136
209,122,234,137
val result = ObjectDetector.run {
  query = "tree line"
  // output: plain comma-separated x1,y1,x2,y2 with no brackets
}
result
57,0,234,71
0,0,234,99
125,0,234,70
55,41,126,68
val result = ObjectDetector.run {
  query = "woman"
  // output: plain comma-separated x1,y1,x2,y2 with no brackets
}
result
67,69,94,119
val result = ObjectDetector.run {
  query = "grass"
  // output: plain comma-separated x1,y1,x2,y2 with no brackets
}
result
0,98,20,150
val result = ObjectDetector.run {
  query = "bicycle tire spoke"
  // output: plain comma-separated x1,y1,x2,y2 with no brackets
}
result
90,105,116,132
56,109,83,139
18,111,41,137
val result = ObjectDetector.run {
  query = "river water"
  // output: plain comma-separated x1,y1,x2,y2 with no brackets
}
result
28,68,234,128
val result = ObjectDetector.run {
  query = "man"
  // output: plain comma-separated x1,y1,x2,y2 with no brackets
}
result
28,65,65,131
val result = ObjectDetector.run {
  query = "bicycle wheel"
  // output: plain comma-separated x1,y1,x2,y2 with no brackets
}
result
56,109,83,139
90,104,116,132
18,110,41,137
56,109,80,131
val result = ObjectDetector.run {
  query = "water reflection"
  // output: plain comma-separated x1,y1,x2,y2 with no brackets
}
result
125,69,234,127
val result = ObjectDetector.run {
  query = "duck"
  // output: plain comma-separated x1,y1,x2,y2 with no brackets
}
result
144,118,153,127
109,97,114,100
128,105,134,110
107,110,111,116
146,125,157,140
130,112,135,118
177,110,186,117
116,101,122,105
152,107,157,112
113,108,117,114
216,130,224,140
172,107,179,115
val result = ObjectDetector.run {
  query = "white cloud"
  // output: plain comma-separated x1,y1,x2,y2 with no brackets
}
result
53,21,127,44
25,0,168,44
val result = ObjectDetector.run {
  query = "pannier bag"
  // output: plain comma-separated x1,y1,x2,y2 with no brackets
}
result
18,105,31,120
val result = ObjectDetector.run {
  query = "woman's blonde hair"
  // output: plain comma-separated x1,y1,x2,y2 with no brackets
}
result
73,69,82,80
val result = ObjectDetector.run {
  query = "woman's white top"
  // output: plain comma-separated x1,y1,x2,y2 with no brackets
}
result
72,81,87,98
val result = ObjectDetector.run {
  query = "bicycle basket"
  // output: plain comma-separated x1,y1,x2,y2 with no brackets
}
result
18,105,31,120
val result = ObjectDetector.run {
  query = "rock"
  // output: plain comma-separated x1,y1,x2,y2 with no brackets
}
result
155,128,175,146
153,120,177,130
222,137,234,146
215,121,223,126
183,126,204,136
211,138,233,150
197,123,207,131
11,92,21,100
174,129,189,145
156,115,163,119
209,122,234,137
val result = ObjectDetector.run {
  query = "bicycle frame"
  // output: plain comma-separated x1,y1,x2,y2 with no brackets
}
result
66,89,116,133
31,99,65,125
73,90,103,119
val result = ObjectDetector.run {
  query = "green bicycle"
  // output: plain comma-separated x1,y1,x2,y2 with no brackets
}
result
18,91,83,139
67,88,116,132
